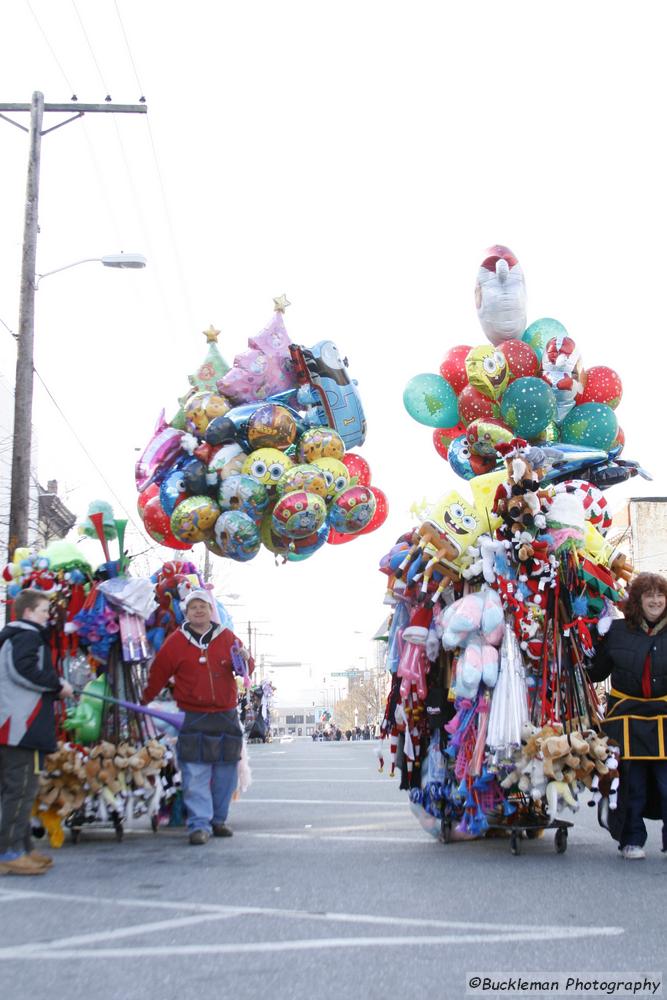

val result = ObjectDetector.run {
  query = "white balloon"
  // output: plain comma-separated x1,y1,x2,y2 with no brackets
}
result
475,244,527,346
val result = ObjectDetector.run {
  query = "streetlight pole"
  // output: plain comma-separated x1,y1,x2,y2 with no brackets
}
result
8,91,42,558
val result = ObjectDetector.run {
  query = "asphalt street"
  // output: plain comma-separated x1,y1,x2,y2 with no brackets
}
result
0,738,665,1000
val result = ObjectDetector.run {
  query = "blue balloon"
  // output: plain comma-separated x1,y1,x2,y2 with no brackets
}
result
447,435,476,480
522,318,569,360
160,461,188,516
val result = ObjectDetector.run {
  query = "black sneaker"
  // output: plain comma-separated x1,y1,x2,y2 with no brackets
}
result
212,823,233,838
189,829,210,845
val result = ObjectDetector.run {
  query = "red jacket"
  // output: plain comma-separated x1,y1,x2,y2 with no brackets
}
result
142,626,254,713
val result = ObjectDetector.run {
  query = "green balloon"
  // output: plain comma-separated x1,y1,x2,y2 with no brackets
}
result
560,403,618,451
522,318,568,360
500,377,557,439
403,373,458,428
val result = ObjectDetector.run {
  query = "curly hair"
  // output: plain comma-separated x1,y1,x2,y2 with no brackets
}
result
621,572,667,630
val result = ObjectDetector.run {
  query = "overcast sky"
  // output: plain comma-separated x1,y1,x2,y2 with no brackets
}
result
1,1,665,706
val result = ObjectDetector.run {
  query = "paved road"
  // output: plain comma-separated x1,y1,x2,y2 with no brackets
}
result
0,738,665,1000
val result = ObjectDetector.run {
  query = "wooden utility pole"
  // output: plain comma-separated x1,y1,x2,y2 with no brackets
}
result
0,92,147,558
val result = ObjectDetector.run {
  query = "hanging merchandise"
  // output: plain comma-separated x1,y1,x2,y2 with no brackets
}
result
134,301,387,563
380,245,641,855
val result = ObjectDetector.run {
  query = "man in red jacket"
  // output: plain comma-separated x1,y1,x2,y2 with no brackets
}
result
142,589,253,845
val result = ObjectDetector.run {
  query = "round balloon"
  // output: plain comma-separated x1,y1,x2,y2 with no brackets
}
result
522,318,568,360
184,392,231,437
328,486,377,534
137,482,159,518
208,443,247,483
312,458,350,499
464,346,510,401
204,403,259,448
433,422,467,460
358,486,389,535
439,345,472,395
285,522,330,561
499,339,539,382
297,427,345,463
211,510,261,561
242,448,294,488
341,453,371,486
613,425,625,455
448,435,498,479
559,403,618,452
500,377,558,438
457,385,498,425
218,474,270,524
402,373,458,428
272,490,327,539
142,496,192,549
576,366,623,409
170,496,220,543
276,464,328,499
247,403,299,451
466,417,514,457
532,420,560,444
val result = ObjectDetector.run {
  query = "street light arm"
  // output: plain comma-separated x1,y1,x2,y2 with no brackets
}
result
35,258,101,288
35,253,147,288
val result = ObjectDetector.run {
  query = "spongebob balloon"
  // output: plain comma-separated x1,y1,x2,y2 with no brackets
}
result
242,448,295,489
465,345,510,401
430,491,485,560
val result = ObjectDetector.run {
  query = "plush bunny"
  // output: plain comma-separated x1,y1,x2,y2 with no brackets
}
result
439,588,504,699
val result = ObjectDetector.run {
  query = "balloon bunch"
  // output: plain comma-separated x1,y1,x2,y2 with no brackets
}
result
404,245,647,490
136,303,387,562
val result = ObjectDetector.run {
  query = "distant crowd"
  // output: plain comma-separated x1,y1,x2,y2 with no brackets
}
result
312,725,377,742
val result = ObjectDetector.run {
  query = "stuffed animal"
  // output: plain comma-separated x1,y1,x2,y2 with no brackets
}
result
439,589,504,699
545,779,579,817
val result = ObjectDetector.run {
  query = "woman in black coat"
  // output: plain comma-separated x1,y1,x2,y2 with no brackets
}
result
588,572,667,859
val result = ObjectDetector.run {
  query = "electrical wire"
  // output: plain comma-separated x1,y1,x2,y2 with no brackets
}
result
71,0,112,98
25,0,78,97
112,0,145,100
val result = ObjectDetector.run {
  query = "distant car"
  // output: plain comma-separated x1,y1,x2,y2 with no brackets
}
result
280,735,294,744
289,340,367,449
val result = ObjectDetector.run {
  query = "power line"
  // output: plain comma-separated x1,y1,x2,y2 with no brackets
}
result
25,0,78,97
112,0,146,100
71,0,112,98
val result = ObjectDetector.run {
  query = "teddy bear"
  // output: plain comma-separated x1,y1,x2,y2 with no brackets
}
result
494,439,551,533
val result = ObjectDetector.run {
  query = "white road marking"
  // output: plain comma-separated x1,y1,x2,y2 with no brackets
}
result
248,832,426,844
0,927,624,960
0,913,234,957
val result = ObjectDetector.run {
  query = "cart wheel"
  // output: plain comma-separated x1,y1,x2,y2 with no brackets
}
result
554,827,568,854
510,831,521,856
151,814,159,834
441,820,452,844
70,827,81,845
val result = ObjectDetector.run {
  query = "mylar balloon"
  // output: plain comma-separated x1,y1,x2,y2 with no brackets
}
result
311,458,350,499
160,463,188,516
276,464,329,498
272,490,327,539
500,377,557,439
522,318,568,360
242,448,294,487
212,510,261,562
142,496,192,549
358,486,389,535
328,485,377,534
135,411,184,492
403,373,458,428
208,443,247,483
184,392,231,437
613,425,625,455
247,403,300,451
576,366,623,409
341,453,371,485
433,423,467,460
170,496,221,543
457,385,498,425
499,339,539,382
464,345,510,400
439,345,472,395
559,403,618,452
286,522,330,560
297,427,345,463
447,435,496,480
218,474,270,523
466,417,514,457
182,457,210,496
137,482,159,518
475,245,527,346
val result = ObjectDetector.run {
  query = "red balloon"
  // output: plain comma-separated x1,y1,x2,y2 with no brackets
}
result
458,385,498,425
439,345,472,395
137,482,160,520
359,486,389,535
432,423,466,460
342,453,372,486
327,527,356,545
142,496,192,550
613,424,625,454
576,366,623,409
499,340,539,383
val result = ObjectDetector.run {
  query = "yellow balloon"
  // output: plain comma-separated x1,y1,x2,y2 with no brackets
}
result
311,458,350,499
468,470,507,534
13,547,30,566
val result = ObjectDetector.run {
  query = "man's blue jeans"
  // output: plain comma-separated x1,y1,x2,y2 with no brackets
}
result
621,761,667,849
180,760,238,833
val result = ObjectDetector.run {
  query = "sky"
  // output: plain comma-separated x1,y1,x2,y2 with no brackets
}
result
1,1,666,707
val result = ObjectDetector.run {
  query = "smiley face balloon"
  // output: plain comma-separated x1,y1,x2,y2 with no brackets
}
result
242,448,295,488
465,345,510,401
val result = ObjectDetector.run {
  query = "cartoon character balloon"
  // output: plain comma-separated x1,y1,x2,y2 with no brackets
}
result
541,336,585,423
474,245,527,346
465,346,510,401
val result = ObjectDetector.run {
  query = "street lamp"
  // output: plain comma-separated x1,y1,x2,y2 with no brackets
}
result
34,253,147,288
7,251,147,557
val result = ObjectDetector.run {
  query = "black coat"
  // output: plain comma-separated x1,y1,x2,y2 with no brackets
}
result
0,621,62,752
588,618,667,761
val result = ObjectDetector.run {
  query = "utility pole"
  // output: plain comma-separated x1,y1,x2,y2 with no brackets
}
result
1,93,147,558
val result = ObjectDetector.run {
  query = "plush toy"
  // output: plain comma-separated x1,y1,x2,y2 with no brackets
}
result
545,779,579,817
541,335,585,423
439,589,504,699
494,439,551,534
